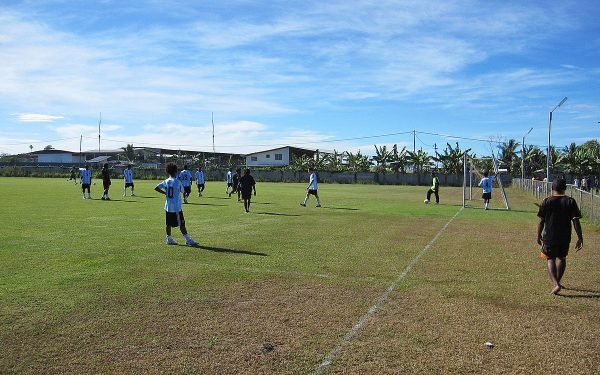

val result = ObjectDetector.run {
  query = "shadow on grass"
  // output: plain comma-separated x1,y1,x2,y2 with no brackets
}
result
198,245,268,256
130,195,158,199
202,196,232,200
253,202,272,205
320,206,359,211
558,286,600,299
184,202,227,207
105,199,143,203
257,212,301,217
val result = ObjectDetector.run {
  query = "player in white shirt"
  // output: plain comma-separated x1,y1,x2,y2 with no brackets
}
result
123,164,135,196
178,164,193,204
226,168,233,195
79,165,93,199
154,163,198,246
195,166,205,197
301,167,321,207
478,171,496,210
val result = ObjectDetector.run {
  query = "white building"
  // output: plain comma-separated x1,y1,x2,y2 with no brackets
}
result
32,149,83,164
245,146,319,167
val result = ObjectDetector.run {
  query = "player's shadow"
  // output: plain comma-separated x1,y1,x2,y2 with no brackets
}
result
185,202,227,207
253,202,272,205
198,245,268,256
320,206,359,211
203,196,232,200
106,199,143,203
558,286,600,299
257,212,301,217
130,195,158,199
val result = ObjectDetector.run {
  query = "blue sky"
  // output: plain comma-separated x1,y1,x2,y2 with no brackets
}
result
1,0,599,157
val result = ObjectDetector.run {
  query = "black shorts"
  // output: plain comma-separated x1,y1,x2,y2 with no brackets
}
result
184,186,191,195
165,211,185,228
241,191,253,200
308,189,318,196
81,183,91,190
125,182,134,188
197,183,205,189
227,182,233,187
103,181,111,189
482,192,492,200
541,243,569,259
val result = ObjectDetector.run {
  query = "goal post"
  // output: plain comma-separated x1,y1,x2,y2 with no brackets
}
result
463,150,510,210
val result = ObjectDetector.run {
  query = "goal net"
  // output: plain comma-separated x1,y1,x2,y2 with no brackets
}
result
462,150,510,210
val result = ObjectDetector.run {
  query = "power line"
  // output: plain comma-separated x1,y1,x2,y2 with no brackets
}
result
0,137,81,146
81,130,416,149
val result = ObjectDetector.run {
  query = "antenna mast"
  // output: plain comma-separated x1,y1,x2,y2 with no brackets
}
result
98,112,102,152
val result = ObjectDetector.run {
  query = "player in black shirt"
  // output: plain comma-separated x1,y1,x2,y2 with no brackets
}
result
239,169,256,213
101,163,112,200
537,178,583,295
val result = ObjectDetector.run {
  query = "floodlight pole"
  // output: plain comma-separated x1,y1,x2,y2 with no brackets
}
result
547,97,567,182
521,127,533,186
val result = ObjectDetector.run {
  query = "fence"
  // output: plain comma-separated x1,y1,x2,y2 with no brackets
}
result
514,178,599,224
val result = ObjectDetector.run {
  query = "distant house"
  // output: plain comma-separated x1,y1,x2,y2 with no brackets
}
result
31,149,84,164
245,146,320,167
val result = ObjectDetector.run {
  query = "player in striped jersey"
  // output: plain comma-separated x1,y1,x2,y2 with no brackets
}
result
195,166,205,197
226,168,233,196
123,164,135,196
179,164,193,204
79,165,92,199
154,163,198,246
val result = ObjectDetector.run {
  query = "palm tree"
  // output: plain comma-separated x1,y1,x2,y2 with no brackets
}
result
389,144,409,174
408,149,432,174
561,143,579,174
121,144,136,162
325,149,343,172
372,145,391,172
497,139,520,174
435,142,471,174
345,151,372,172
29,145,33,153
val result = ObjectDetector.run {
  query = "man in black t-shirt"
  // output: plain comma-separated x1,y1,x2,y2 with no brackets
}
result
239,169,256,213
537,178,583,295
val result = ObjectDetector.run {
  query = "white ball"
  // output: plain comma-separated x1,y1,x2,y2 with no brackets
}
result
424,199,429,204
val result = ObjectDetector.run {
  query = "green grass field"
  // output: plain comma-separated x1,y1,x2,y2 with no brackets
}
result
1,177,599,374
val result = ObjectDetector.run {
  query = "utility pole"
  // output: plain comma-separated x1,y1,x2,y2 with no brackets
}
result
433,143,438,170
413,130,416,153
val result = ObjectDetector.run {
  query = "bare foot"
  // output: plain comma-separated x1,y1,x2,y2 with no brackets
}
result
551,284,562,295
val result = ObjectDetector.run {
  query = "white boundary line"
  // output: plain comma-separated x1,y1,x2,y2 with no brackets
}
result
314,207,463,374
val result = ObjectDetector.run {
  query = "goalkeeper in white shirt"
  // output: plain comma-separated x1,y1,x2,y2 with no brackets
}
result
154,163,198,246
123,164,135,196
300,167,321,207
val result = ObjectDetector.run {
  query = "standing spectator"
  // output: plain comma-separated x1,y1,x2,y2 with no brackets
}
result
581,176,587,191
537,178,583,295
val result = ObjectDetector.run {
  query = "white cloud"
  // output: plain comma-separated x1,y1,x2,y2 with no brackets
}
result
13,113,64,122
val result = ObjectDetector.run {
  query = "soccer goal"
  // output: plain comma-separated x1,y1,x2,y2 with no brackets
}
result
462,150,510,210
